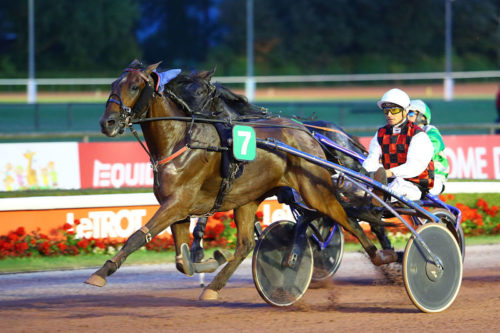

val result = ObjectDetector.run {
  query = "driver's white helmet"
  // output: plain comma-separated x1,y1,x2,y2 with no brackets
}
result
377,88,410,110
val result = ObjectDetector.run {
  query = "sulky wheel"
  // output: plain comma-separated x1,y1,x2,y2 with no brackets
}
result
308,217,344,281
252,220,313,307
432,208,466,262
403,223,463,313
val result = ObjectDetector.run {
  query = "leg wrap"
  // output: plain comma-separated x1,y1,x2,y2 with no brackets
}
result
192,217,207,239
191,217,208,263
371,224,393,250
120,227,152,257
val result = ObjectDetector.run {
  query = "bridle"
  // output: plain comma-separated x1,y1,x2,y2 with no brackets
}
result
106,68,157,132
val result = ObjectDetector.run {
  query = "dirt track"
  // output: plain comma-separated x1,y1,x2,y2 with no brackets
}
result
0,244,499,332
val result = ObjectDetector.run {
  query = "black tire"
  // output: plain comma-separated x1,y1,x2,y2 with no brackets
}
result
403,224,463,313
252,220,313,307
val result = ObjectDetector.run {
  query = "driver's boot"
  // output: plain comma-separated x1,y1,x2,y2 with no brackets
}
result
371,167,387,206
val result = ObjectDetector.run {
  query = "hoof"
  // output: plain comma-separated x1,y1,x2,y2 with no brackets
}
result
178,243,194,277
193,259,219,273
371,249,398,266
85,274,106,287
214,249,234,264
199,288,219,301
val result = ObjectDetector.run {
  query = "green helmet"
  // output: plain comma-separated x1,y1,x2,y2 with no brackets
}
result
408,99,431,125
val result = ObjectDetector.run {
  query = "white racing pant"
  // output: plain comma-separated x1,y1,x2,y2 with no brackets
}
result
387,177,423,202
429,175,446,195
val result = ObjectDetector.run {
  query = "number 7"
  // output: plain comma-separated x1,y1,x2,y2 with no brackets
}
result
237,130,251,155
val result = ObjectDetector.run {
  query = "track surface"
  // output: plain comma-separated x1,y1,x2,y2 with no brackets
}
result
1,244,499,332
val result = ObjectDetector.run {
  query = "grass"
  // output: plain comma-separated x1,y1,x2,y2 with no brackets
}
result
0,183,498,199
1,235,499,274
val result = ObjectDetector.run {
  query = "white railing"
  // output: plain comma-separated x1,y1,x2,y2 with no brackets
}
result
1,70,500,85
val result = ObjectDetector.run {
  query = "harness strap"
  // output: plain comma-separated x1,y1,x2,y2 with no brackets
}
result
304,123,347,135
303,123,367,152
158,146,189,165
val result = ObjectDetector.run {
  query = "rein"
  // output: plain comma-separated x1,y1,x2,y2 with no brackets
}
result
302,123,368,153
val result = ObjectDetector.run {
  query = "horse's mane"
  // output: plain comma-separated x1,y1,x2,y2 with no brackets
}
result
166,72,270,120
213,83,269,117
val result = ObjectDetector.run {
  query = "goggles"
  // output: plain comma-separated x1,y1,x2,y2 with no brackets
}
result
383,107,404,115
408,111,417,117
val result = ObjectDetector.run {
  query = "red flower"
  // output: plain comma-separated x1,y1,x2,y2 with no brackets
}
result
15,242,29,252
77,239,90,248
56,242,67,251
7,233,18,242
94,240,106,249
477,198,489,210
205,218,225,239
213,212,228,220
62,223,73,231
0,240,11,250
15,227,26,237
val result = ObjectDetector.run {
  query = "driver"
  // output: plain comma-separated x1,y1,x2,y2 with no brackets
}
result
407,99,449,195
362,88,435,201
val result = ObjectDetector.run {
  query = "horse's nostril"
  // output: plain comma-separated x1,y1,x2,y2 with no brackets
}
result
106,119,116,127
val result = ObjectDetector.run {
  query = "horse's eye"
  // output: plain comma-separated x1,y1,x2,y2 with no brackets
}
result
130,85,140,92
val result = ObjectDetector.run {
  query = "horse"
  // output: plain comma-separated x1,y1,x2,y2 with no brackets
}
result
165,76,393,254
87,60,398,301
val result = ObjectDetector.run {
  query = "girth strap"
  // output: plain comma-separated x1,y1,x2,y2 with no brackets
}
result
207,161,241,216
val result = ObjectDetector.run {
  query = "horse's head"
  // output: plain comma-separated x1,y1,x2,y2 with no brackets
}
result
100,59,161,137
167,68,217,115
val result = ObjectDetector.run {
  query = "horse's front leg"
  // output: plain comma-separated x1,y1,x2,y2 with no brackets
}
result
85,203,188,287
200,201,259,301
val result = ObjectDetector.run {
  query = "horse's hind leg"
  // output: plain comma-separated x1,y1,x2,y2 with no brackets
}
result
298,173,397,266
170,218,194,275
200,201,258,301
370,223,393,250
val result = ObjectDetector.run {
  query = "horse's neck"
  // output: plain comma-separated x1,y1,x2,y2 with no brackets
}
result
140,97,188,159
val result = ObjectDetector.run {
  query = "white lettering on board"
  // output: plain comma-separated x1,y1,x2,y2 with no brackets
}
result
93,160,153,188
67,209,147,239
261,203,294,225
494,147,500,179
445,147,488,179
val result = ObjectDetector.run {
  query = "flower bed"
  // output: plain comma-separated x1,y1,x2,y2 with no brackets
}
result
1,197,498,259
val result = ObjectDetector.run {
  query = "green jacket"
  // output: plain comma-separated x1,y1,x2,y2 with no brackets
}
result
423,125,449,178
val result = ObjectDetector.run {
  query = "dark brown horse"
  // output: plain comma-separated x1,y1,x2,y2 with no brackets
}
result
86,60,398,300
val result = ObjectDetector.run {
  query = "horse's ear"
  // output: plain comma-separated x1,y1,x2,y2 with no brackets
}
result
144,61,162,76
128,59,144,69
198,66,216,81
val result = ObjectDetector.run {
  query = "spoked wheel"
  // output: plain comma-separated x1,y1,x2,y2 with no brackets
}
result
308,217,344,281
403,223,463,313
432,208,466,261
252,220,313,307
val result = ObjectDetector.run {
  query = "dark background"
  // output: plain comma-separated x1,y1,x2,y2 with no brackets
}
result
0,0,498,78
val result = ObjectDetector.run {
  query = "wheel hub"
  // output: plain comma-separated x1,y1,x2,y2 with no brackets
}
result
425,261,443,281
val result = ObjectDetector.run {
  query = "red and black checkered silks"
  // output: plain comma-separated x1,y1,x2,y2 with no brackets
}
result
377,121,434,192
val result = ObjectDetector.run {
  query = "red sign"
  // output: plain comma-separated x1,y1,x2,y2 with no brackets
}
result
77,134,500,189
444,135,500,179
78,142,153,188
359,134,500,180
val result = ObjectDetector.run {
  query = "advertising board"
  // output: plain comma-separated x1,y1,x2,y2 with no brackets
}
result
0,195,294,240
0,142,80,191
